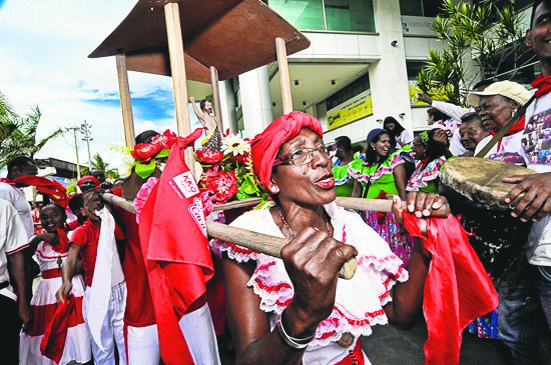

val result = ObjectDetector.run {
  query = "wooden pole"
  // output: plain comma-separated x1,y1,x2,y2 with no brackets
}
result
213,196,449,217
164,3,195,176
115,54,135,148
100,192,356,280
275,37,293,114
210,66,224,133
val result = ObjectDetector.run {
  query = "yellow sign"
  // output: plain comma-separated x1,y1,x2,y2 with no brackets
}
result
327,93,373,131
409,82,429,107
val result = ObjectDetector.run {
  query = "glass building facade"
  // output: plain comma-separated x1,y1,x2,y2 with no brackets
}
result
266,0,376,32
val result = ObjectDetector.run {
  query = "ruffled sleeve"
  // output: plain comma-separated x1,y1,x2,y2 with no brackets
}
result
407,156,446,192
213,205,409,348
348,155,404,185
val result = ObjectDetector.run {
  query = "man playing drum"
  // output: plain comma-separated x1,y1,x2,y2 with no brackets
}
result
489,1,551,362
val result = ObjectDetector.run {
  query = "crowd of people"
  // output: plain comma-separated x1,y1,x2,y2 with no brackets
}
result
0,1,550,364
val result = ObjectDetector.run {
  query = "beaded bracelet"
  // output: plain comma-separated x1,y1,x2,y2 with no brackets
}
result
276,313,316,349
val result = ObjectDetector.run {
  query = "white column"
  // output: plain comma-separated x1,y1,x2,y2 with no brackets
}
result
238,65,273,138
217,79,236,133
369,0,413,131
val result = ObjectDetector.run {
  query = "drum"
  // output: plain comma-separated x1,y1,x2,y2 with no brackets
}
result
440,157,536,287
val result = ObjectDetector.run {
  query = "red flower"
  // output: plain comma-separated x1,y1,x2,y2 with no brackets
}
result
131,143,162,163
151,129,178,149
229,150,250,164
196,149,224,164
204,166,238,204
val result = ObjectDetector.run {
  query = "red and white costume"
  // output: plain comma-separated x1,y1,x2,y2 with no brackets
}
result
19,240,90,365
71,211,126,365
211,202,409,364
113,183,220,365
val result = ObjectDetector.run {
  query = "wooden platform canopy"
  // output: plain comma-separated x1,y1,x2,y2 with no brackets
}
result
89,0,311,158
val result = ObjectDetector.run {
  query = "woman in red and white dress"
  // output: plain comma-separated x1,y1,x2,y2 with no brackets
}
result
19,204,90,365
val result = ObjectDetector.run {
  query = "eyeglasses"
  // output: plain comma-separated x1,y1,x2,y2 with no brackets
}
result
273,145,329,166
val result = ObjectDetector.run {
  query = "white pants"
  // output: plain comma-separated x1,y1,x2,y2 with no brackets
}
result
126,303,221,365
83,281,127,365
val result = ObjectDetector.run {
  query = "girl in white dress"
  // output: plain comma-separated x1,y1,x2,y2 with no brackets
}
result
19,204,90,365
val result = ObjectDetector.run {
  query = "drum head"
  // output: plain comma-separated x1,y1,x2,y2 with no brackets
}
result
441,157,536,210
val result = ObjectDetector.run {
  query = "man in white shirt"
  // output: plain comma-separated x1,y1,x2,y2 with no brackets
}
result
0,155,39,238
417,80,495,156
494,1,551,363
0,198,32,364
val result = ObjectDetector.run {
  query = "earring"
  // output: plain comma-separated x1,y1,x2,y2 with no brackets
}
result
512,109,517,116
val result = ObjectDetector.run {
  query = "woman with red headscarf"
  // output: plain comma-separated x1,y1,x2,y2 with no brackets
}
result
213,111,438,364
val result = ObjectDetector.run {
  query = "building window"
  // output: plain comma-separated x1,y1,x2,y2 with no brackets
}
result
266,0,375,32
326,72,370,110
473,0,532,12
400,0,443,18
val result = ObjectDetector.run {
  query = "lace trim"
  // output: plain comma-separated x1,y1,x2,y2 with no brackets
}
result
348,156,404,184
36,243,68,261
246,252,407,347
406,158,445,192
211,239,260,262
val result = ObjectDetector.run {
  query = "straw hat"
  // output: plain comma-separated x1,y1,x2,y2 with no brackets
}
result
467,80,531,107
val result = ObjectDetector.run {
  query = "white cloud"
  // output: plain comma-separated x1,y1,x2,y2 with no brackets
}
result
0,0,191,170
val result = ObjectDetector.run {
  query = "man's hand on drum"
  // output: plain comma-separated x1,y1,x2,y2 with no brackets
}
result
503,172,551,222
280,227,357,331
404,191,448,218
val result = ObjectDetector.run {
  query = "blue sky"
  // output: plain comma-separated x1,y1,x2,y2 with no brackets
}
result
0,0,202,171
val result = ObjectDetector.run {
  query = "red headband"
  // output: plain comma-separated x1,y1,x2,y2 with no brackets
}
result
77,175,100,187
251,111,323,189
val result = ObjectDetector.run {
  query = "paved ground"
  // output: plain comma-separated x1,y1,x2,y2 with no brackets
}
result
219,317,518,365
362,318,513,365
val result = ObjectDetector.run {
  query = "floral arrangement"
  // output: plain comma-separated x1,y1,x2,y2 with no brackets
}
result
195,131,266,205
113,128,266,206
129,129,179,179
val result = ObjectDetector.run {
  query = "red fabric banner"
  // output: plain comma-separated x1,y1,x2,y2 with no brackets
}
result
403,214,498,365
0,175,67,207
40,294,76,364
138,128,213,365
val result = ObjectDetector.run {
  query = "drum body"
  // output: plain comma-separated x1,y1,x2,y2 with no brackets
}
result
440,157,535,288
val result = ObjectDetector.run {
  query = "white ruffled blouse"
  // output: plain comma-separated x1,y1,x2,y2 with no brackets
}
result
211,202,408,364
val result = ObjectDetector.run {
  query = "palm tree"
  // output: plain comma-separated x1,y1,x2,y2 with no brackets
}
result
0,106,64,168
82,153,119,179
0,92,64,169
416,0,531,106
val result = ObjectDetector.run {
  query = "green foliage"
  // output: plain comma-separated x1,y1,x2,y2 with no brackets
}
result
0,96,64,169
416,0,532,106
82,153,120,179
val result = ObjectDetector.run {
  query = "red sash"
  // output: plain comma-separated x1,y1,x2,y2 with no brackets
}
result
40,294,76,364
138,128,213,365
0,176,67,207
403,214,498,365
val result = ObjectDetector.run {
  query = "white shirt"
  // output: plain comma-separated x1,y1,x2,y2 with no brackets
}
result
0,199,30,301
0,182,33,238
431,100,468,156
522,92,551,266
474,133,524,164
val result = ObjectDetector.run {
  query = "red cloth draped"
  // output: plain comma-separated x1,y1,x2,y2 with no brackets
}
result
0,176,67,207
40,294,76,364
489,114,525,151
138,128,213,365
490,115,525,137
531,73,551,98
251,111,323,189
52,227,70,253
403,214,498,365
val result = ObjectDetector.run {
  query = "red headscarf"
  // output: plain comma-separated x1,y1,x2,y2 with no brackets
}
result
0,175,68,207
77,175,100,188
251,111,323,189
